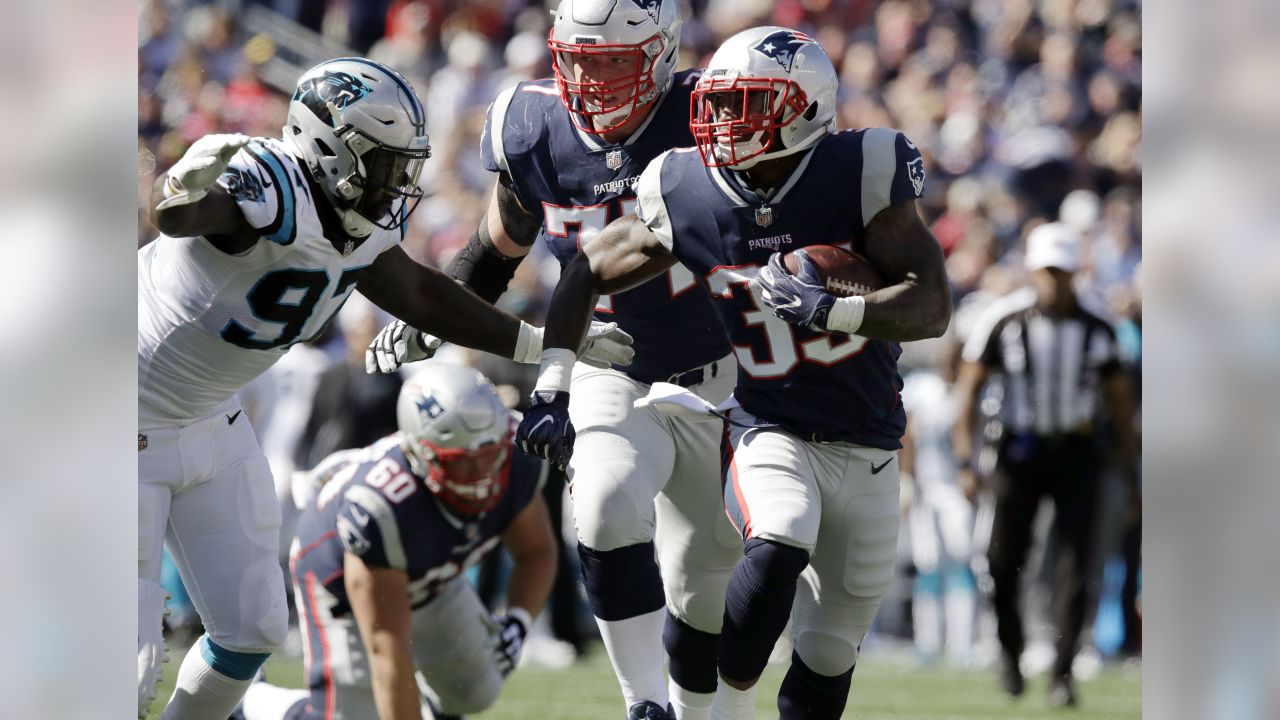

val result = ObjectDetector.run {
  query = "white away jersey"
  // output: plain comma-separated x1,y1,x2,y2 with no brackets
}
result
139,137,400,424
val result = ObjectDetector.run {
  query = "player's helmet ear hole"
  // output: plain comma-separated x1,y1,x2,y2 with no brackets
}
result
314,139,336,157
804,102,818,121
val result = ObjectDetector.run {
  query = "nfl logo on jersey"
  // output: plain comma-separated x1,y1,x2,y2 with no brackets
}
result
755,205,773,227
606,149,623,170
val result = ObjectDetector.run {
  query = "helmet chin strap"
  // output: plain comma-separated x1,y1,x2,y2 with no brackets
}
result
338,208,376,238
719,129,769,169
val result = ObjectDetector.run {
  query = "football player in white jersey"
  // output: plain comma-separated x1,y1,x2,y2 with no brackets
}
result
138,57,632,720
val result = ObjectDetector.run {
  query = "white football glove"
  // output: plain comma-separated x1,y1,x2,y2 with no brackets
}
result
365,320,444,374
490,608,531,677
156,133,250,210
365,319,634,373
576,320,635,369
138,580,171,718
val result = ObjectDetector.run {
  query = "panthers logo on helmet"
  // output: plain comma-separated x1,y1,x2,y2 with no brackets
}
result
751,30,815,73
294,70,374,121
628,0,663,24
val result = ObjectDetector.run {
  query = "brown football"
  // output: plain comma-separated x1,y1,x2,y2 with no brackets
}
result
782,245,886,298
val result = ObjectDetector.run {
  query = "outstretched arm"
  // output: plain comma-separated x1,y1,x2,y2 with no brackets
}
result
543,213,677,352
357,245,533,360
516,214,674,468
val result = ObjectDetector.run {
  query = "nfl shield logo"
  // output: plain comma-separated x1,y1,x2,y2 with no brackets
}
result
606,149,623,170
138,433,148,451
754,205,773,227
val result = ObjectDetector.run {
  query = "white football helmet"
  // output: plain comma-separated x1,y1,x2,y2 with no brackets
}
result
549,0,682,134
397,365,514,516
691,26,837,170
284,57,431,238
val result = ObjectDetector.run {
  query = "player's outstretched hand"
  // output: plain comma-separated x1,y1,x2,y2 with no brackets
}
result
757,251,835,332
156,133,251,210
365,320,443,374
517,391,575,470
578,321,635,368
491,609,531,677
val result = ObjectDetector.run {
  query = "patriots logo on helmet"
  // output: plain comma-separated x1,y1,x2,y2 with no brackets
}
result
751,30,814,73
628,0,662,24
294,70,374,122
416,393,446,422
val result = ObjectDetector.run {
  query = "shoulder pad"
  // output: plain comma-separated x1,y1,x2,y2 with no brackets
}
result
482,81,557,173
858,128,925,226
635,149,676,251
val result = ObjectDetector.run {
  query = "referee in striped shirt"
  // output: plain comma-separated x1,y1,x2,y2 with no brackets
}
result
952,222,1139,708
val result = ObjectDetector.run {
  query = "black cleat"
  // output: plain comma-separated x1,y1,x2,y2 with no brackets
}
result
1048,674,1078,708
627,700,673,720
999,653,1025,698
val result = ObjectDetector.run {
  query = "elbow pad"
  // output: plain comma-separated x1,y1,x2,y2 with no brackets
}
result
446,228,524,304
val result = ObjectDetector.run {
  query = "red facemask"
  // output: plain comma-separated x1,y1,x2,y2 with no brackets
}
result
549,33,666,135
689,75,810,168
418,432,512,516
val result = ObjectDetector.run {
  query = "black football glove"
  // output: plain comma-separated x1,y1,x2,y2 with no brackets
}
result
757,250,836,332
516,391,575,471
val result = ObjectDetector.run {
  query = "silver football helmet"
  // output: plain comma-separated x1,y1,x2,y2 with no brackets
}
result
691,26,837,170
284,57,431,237
397,365,514,516
548,0,682,134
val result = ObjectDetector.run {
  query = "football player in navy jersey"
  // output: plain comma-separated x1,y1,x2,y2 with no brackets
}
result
518,27,952,720
236,365,556,720
365,2,743,719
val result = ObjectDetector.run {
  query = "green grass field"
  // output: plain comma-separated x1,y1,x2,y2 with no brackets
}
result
148,641,1139,719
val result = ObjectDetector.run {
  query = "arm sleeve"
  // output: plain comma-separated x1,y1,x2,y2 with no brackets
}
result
337,486,409,570
216,141,297,245
859,128,926,226
633,151,675,252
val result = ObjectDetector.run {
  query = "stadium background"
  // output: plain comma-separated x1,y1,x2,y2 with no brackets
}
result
137,0,1141,716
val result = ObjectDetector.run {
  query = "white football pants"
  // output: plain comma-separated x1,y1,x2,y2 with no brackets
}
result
721,407,901,676
567,356,743,633
138,397,289,656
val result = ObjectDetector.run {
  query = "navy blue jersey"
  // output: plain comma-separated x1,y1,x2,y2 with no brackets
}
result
635,129,928,449
292,434,547,616
480,71,729,383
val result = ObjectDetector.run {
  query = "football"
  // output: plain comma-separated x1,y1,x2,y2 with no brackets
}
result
782,244,886,298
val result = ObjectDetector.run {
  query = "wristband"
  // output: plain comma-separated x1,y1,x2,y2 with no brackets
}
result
505,606,533,636
512,322,544,364
155,174,208,211
825,295,866,334
533,348,575,394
